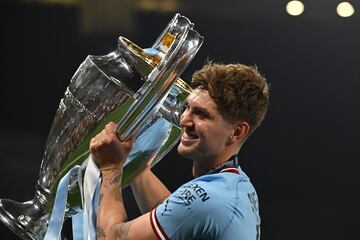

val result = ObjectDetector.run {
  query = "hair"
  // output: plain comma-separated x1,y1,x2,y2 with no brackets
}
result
191,62,269,133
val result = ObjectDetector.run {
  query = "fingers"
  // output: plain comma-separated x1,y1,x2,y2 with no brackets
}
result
90,122,135,149
104,122,117,134
102,122,118,141
90,122,118,150
89,122,136,169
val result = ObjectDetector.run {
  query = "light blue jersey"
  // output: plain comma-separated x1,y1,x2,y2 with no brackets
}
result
150,163,261,240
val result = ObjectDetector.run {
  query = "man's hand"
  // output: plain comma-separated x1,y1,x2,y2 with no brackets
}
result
90,122,134,170
89,122,164,240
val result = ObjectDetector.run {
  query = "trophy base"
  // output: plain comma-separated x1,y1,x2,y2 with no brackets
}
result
0,199,40,240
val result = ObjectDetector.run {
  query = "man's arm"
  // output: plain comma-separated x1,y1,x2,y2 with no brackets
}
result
130,168,171,214
90,122,158,240
96,168,158,240
95,168,126,239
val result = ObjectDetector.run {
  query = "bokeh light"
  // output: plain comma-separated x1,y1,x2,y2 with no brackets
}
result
336,2,355,17
286,1,305,16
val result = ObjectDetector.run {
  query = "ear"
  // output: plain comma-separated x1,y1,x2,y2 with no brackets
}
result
227,121,250,145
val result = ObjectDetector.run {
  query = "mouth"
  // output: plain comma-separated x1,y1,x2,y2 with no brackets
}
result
180,131,199,146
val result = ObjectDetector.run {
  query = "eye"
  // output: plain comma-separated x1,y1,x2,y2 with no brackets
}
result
194,110,208,119
181,102,189,112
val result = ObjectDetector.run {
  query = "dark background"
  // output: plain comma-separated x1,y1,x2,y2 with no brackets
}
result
0,0,359,239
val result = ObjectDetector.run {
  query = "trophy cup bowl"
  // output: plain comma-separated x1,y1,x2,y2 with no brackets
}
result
0,13,203,240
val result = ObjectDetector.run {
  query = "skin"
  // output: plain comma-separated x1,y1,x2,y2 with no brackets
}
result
178,88,249,177
90,123,133,239
90,88,250,239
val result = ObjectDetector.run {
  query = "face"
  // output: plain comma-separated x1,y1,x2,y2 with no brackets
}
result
177,88,236,163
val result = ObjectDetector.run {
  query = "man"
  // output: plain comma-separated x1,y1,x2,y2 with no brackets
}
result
90,62,269,240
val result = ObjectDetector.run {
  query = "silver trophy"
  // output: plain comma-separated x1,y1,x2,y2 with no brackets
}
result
0,13,203,240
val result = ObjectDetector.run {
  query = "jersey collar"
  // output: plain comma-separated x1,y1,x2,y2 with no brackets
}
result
207,154,240,175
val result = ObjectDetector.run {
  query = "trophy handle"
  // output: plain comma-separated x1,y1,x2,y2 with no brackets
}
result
117,13,203,140
152,13,193,56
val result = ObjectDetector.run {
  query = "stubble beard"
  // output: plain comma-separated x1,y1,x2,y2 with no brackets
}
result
177,142,198,161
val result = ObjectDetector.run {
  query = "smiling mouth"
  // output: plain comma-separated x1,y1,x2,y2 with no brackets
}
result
181,131,199,146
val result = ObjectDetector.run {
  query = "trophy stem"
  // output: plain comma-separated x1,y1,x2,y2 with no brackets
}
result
0,185,54,240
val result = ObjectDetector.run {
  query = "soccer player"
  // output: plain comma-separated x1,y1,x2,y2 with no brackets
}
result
90,62,269,240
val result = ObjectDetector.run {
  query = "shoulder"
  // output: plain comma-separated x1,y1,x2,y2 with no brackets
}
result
153,175,237,239
153,172,261,239
173,174,233,205
166,173,245,218
188,171,260,224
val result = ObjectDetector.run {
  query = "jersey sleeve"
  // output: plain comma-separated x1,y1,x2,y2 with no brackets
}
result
149,178,231,240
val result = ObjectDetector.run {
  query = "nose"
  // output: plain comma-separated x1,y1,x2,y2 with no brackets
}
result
180,108,193,128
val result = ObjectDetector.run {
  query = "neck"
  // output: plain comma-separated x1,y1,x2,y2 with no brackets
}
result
192,150,238,178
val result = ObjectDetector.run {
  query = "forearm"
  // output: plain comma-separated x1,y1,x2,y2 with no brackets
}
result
130,167,171,213
97,169,127,239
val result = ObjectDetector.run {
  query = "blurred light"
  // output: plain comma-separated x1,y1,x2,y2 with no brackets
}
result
20,0,80,6
286,1,305,16
336,2,355,17
138,0,179,12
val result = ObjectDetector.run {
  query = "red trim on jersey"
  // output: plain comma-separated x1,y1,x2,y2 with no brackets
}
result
150,210,162,240
220,167,240,174
150,209,170,240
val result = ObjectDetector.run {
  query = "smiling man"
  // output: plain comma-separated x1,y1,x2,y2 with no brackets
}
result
90,62,269,240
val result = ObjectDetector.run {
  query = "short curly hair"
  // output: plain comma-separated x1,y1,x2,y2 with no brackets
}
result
191,62,269,133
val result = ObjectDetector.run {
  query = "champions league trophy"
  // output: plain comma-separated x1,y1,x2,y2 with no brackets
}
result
0,14,203,239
